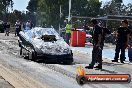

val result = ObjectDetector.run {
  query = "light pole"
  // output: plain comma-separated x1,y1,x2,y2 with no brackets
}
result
68,0,71,22
59,5,62,35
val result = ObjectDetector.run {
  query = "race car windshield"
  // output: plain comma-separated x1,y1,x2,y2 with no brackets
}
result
33,28,61,40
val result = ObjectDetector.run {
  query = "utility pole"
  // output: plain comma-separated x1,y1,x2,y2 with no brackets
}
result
59,5,62,35
68,0,71,22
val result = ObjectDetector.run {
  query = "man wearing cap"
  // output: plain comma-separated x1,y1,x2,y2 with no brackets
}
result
112,20,130,63
85,19,103,69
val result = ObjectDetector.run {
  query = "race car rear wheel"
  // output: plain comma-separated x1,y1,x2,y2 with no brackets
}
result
29,50,37,61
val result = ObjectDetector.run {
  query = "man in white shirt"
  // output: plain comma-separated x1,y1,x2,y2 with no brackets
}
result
15,20,21,36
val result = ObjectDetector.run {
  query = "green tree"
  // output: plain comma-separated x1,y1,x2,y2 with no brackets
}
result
8,10,29,26
101,0,132,29
27,0,38,12
26,0,39,26
0,0,13,21
27,0,102,29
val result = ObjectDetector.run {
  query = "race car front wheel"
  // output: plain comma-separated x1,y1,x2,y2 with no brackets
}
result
20,47,22,55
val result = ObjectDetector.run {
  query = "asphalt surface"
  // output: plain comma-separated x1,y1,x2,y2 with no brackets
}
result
0,76,14,88
0,33,132,88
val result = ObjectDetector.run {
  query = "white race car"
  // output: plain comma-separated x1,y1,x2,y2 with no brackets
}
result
18,27,73,64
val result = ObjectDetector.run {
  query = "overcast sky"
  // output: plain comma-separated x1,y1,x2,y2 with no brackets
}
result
12,0,131,11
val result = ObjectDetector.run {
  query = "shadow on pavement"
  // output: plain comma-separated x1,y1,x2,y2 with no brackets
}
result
100,69,117,74
103,62,124,66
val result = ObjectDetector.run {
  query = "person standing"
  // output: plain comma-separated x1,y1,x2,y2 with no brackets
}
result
30,21,34,29
128,27,132,63
112,20,130,63
65,21,72,45
85,19,103,69
128,35,132,63
25,20,31,30
3,22,7,33
15,20,21,36
5,22,10,36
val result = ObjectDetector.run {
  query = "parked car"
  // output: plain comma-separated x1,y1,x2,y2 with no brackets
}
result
18,27,73,64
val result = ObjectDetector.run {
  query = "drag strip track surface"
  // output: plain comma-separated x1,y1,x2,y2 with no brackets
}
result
0,33,132,88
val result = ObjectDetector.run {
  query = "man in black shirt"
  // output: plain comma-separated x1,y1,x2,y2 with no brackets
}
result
85,19,103,69
15,20,21,36
5,22,10,36
112,20,130,63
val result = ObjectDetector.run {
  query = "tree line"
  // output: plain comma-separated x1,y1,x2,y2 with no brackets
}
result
0,0,131,29
26,0,132,29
